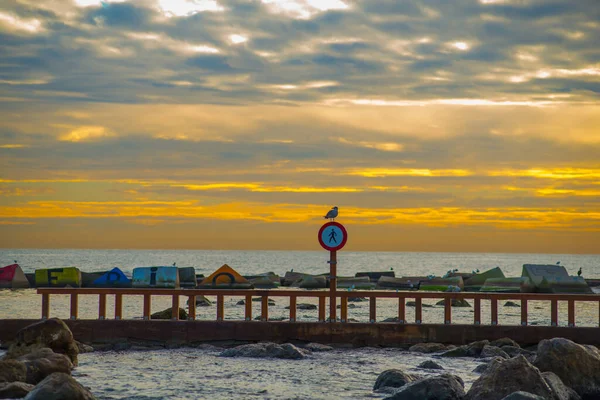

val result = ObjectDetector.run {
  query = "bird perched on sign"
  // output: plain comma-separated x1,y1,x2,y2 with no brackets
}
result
324,206,338,221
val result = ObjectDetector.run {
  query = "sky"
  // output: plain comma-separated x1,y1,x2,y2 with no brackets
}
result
0,0,599,253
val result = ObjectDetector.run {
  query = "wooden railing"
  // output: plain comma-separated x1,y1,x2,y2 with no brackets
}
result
37,288,600,327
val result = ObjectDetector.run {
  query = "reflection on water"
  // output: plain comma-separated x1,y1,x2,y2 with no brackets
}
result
74,346,484,400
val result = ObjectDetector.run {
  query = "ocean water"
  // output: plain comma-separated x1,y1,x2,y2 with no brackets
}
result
1,249,599,399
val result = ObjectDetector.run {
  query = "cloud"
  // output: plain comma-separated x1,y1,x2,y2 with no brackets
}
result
58,126,115,142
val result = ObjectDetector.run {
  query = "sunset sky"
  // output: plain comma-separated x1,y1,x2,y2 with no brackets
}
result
0,0,599,253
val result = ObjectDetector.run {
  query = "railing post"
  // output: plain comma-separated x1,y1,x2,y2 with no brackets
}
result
568,299,575,327
217,294,224,321
245,294,252,321
143,294,151,320
41,293,49,319
398,297,405,324
491,298,498,325
444,296,451,324
550,299,558,326
340,296,348,323
115,293,122,320
261,296,269,321
521,299,528,326
318,297,326,322
98,294,106,320
289,295,297,322
171,295,180,320
415,298,422,324
369,297,376,323
188,295,196,321
69,293,78,320
474,298,481,325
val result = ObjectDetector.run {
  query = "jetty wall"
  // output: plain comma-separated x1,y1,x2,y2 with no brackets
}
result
1,319,599,347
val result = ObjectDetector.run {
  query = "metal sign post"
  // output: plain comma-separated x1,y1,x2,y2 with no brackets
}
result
318,221,347,323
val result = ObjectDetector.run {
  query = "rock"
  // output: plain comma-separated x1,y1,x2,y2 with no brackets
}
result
501,392,545,400
348,297,368,302
466,340,490,357
504,301,521,308
336,304,357,309
542,371,581,400
441,345,469,358
436,299,472,307
417,360,444,370
6,319,78,366
286,303,317,310
491,338,520,348
187,295,212,307
373,369,415,391
382,317,402,323
473,363,489,374
384,374,465,400
534,338,600,399
150,307,188,320
0,381,34,399
75,341,94,354
219,343,307,360
237,298,275,306
480,345,510,359
465,355,554,400
24,372,96,400
0,359,27,383
501,346,525,357
409,343,448,353
253,316,287,321
406,301,434,308
112,342,131,351
303,343,333,352
17,348,73,385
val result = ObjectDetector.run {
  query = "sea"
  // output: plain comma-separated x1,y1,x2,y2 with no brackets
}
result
1,249,599,399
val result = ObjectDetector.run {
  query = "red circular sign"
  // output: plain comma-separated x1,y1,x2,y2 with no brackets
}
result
318,222,347,251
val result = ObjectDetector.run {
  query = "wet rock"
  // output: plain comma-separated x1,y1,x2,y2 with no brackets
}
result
441,345,469,358
384,374,465,400
253,316,287,321
187,295,212,307
24,372,96,400
286,303,317,310
504,301,521,308
112,342,131,351
501,346,526,358
436,299,471,307
237,298,275,306
409,343,448,353
348,297,368,302
466,340,490,357
406,301,434,308
501,392,545,400
0,381,34,399
492,338,520,348
337,303,357,309
534,337,600,399
17,348,73,385
0,359,27,383
473,357,504,374
373,369,415,391
75,342,94,354
150,307,188,320
480,345,510,359
303,343,333,352
465,355,554,400
6,319,78,366
417,360,444,370
542,371,581,400
219,343,307,359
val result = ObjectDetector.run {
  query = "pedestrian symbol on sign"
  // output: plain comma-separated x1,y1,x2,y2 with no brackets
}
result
328,228,338,244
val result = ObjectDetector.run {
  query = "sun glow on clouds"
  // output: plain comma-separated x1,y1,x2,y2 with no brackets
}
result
229,34,248,44
58,126,114,142
157,0,223,17
261,0,348,19
0,12,43,34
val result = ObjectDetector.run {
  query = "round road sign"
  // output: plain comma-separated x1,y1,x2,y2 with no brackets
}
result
318,222,347,251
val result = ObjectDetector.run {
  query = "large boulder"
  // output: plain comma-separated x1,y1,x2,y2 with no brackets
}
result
24,372,96,400
303,343,333,352
409,343,447,353
187,295,212,307
374,369,415,391
542,372,581,400
436,299,471,307
442,341,489,358
383,374,465,400
417,360,444,370
0,359,27,383
17,348,73,385
534,338,600,399
465,355,554,400
481,345,510,359
219,343,307,359
501,392,545,400
0,381,34,399
150,307,188,320
6,319,78,366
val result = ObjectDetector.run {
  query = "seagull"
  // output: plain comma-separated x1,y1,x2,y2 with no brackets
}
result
556,261,561,265
324,206,338,221
577,267,582,277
